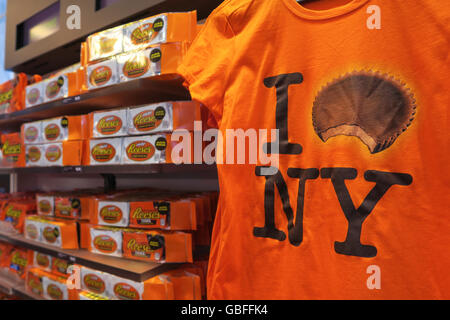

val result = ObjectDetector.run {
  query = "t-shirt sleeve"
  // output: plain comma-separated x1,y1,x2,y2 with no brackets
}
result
177,9,235,123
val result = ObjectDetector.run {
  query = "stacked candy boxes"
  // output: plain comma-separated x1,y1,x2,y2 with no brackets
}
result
21,115,88,167
26,188,217,262
0,193,36,233
20,100,204,168
81,189,217,264
0,74,41,114
86,101,202,166
0,242,31,280
25,63,86,109
15,246,203,300
26,263,202,300
1,132,26,168
85,11,197,91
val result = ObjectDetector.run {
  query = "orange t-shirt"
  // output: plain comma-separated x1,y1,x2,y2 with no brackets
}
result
178,0,450,299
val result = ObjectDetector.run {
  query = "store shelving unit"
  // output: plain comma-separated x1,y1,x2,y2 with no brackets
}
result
0,230,180,282
0,75,217,299
0,74,190,132
0,274,41,300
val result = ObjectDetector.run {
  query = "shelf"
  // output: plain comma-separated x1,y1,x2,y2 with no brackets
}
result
0,164,218,180
0,74,190,131
0,231,180,283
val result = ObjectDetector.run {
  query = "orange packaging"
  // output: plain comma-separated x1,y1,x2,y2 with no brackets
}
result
8,247,30,279
87,26,124,63
51,258,73,277
117,42,188,83
84,137,123,166
54,196,84,220
36,194,54,216
92,196,196,230
122,229,193,263
31,251,53,272
89,108,128,139
0,242,13,268
1,200,37,233
122,11,197,53
41,115,89,143
78,221,92,249
42,271,79,300
89,226,123,257
21,121,43,145
30,141,85,167
26,268,45,298
80,42,88,67
128,199,196,230
1,132,25,168
127,101,202,135
109,273,174,300
0,73,28,114
25,216,79,249
163,269,202,300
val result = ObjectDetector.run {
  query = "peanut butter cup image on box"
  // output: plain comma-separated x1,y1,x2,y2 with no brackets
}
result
312,71,416,153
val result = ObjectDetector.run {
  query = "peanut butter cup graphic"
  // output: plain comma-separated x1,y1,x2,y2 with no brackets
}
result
312,71,416,153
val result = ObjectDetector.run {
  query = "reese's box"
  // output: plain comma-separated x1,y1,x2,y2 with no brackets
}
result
54,195,84,220
0,75,25,114
24,216,44,242
36,141,84,167
122,229,193,263
51,258,73,277
1,132,25,168
42,272,79,300
127,101,201,135
36,194,54,216
117,43,187,82
22,121,43,145
8,247,30,279
25,144,45,167
109,274,174,300
80,266,111,298
1,200,37,233
86,137,123,165
31,251,53,272
41,115,89,143
93,196,197,230
94,200,130,227
42,75,69,103
25,216,79,249
87,25,124,62
89,226,123,258
26,268,45,298
89,108,128,138
122,11,197,52
25,81,44,108
86,57,119,90
121,134,168,164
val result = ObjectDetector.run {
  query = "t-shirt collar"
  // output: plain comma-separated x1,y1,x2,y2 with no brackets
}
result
282,0,370,20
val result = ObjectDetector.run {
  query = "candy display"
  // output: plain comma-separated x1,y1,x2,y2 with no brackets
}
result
127,101,201,135
122,11,197,52
24,216,79,249
1,133,25,168
90,108,128,139
41,116,88,143
86,57,120,90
